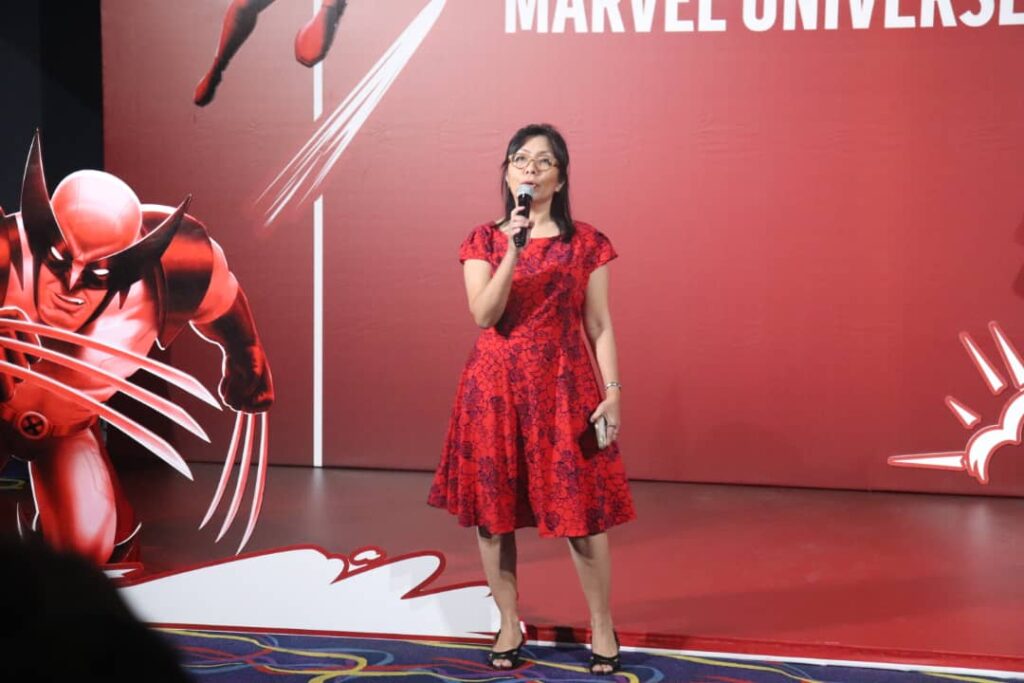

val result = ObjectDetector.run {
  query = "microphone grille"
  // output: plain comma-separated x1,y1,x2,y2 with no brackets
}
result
515,184,535,199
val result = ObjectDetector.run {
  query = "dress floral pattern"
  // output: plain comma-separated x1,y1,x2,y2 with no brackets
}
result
428,221,636,537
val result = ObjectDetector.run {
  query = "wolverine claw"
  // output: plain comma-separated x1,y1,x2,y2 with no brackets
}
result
0,318,220,408
199,412,245,530
0,359,192,479
236,413,269,554
0,335,209,441
216,412,255,543
201,412,269,553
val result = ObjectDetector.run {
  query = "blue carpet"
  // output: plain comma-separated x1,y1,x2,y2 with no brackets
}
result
159,628,1010,682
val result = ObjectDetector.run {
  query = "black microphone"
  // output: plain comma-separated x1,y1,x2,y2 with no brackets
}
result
513,184,534,248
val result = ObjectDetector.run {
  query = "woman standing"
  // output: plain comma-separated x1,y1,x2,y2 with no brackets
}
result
428,124,635,675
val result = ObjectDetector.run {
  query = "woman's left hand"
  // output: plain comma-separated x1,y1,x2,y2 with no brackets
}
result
590,394,621,444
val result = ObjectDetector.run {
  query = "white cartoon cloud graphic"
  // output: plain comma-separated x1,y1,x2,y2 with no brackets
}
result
118,546,497,638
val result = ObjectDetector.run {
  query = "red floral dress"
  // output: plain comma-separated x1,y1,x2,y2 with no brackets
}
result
428,221,636,537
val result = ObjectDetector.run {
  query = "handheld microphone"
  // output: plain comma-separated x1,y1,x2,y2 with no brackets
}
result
513,184,534,248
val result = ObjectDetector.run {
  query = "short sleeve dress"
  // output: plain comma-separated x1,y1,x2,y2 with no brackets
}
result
427,221,637,537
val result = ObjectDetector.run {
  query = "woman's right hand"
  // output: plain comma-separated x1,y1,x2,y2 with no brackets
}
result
500,205,531,255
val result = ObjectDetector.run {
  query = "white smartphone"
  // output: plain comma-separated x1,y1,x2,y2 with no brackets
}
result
595,415,609,450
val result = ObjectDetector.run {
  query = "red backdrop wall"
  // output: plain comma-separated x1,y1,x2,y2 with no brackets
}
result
101,0,1024,495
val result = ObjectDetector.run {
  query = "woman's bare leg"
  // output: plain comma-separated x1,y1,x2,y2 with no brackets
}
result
477,527,522,668
567,532,618,674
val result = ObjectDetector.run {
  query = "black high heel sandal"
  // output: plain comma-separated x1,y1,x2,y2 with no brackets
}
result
588,631,621,675
488,629,525,670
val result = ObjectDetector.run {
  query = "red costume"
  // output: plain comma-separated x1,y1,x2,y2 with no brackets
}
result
428,222,636,537
194,0,348,106
0,134,274,563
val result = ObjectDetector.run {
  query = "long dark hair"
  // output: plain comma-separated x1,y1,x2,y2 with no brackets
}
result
500,123,574,242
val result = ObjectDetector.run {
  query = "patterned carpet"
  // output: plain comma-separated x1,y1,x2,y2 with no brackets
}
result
160,629,1013,682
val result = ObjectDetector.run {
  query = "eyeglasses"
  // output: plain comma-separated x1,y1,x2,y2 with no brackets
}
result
508,153,557,172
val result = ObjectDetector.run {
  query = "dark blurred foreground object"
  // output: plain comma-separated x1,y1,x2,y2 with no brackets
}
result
0,537,190,682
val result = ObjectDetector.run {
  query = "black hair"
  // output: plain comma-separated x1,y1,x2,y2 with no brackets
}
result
1,536,192,681
500,123,574,242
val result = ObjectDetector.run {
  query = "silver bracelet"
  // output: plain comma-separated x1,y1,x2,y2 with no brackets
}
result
604,381,622,391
